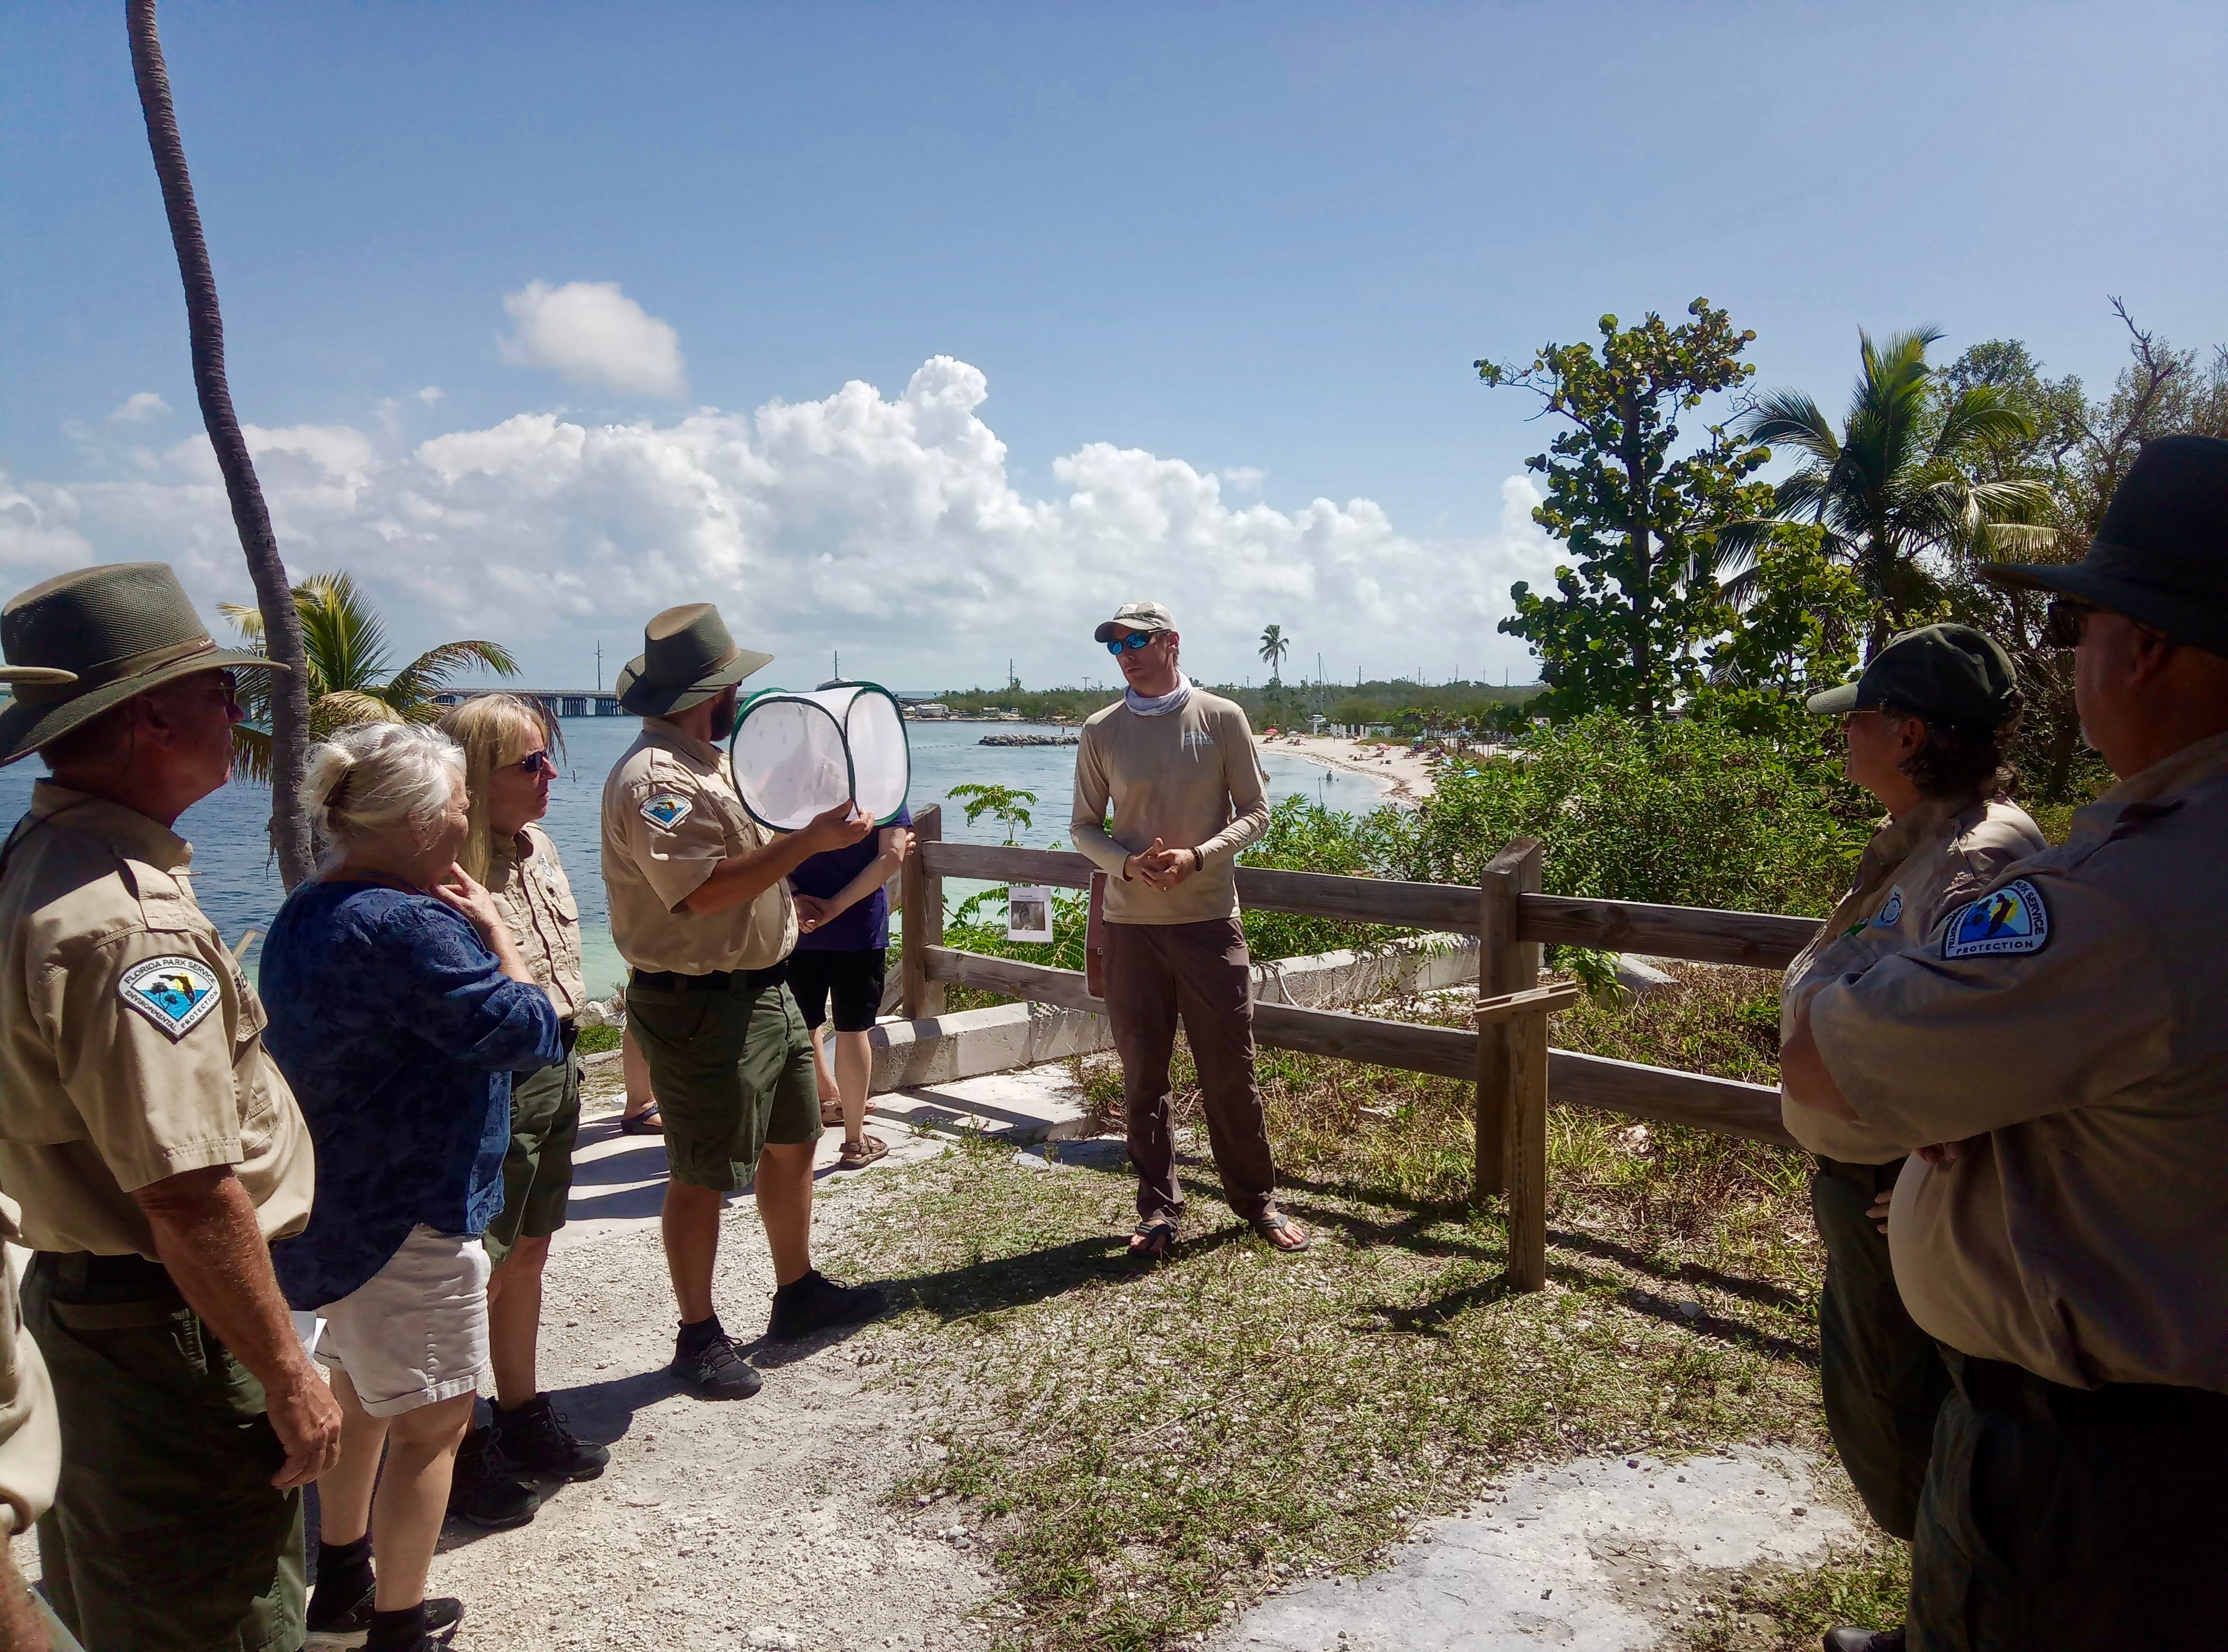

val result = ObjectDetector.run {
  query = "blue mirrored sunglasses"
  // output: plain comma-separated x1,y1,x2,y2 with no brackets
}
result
1106,631,1158,656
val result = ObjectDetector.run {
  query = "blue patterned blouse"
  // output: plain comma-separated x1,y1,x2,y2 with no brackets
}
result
262,879,563,1309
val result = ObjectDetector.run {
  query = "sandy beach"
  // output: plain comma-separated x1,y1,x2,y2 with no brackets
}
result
1260,731,1443,802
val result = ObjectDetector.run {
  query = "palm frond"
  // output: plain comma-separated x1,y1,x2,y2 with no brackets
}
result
308,690,406,740
219,602,267,643
230,724,272,785
1741,390,1839,459
293,572,392,696
381,640,521,714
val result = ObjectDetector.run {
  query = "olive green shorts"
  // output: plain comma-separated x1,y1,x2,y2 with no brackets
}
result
484,1049,582,1263
625,975,821,1192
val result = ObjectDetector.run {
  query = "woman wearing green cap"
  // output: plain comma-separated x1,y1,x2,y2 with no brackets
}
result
1778,623,2044,1652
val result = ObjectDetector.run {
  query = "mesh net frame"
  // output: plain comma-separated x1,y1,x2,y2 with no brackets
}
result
725,679,912,830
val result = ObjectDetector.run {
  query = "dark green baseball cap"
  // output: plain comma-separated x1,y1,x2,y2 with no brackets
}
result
1980,433,2228,657
1805,623,2020,729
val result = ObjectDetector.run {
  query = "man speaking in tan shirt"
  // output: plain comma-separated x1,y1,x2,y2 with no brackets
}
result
1071,602,1308,1260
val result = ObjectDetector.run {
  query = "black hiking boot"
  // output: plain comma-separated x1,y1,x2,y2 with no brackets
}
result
491,1392,609,1482
362,1600,468,1652
671,1322,764,1399
1823,1629,1905,1652
445,1423,542,1529
306,1576,462,1650
766,1269,889,1342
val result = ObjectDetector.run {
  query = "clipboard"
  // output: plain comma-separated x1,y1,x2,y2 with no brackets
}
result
1085,871,1108,1001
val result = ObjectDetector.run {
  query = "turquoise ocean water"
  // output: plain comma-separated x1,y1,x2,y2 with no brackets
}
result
0,717,1391,993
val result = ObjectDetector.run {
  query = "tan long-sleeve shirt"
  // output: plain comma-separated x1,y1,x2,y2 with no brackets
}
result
1069,691,1270,925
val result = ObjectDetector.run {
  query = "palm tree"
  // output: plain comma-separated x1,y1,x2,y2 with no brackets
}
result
1723,328,2055,657
127,0,319,887
1258,624,1290,686
222,573,520,780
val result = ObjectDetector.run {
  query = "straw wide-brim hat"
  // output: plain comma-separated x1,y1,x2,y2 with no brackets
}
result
614,603,772,716
0,562,284,766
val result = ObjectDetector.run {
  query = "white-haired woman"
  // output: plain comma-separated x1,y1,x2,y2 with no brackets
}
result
262,722,564,1652
436,694,608,1513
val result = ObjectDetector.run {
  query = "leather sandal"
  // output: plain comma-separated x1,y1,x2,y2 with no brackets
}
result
619,1107,664,1136
837,1133,889,1170
1253,1211,1310,1252
1128,1219,1177,1264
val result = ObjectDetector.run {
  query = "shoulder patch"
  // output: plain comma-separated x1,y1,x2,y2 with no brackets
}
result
1873,886,1904,928
640,792,694,831
118,955,222,1039
1943,879,2050,958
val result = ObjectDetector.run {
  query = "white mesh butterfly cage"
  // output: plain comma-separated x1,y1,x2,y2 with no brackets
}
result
726,681,912,830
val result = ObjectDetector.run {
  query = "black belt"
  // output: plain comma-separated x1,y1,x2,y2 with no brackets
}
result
1816,1154,1907,1194
629,964,787,994
1953,1352,2228,1432
31,1249,179,1304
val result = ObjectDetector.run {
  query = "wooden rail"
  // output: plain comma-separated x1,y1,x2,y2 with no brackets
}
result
901,832,1808,1292
916,840,1821,968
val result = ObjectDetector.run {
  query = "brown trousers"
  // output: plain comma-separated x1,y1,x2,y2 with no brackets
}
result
1102,915,1278,1224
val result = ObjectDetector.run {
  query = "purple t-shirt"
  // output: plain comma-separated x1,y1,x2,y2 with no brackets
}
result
790,804,909,953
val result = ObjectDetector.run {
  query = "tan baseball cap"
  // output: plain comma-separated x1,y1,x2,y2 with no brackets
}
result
1093,600,1175,643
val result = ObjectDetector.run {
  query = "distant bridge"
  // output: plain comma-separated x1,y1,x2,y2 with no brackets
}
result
431,689,624,719
431,686,949,719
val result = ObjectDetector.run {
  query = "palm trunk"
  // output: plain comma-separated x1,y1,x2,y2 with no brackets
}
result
127,0,315,888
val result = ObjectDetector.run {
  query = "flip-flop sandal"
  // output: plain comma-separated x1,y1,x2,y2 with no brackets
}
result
837,1134,890,1170
619,1108,664,1136
1128,1220,1177,1264
1253,1211,1310,1253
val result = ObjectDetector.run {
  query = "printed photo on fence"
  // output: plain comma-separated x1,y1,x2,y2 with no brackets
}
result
1006,885,1053,942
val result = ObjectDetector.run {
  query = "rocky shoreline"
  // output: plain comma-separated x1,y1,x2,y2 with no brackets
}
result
978,732,1080,747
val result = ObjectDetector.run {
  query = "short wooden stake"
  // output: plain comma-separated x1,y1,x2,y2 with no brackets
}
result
1474,838,1542,1204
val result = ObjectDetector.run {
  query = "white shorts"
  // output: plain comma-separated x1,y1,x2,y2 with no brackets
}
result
313,1223,490,1417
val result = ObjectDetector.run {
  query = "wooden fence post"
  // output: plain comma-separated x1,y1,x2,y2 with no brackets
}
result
1502,1001,1549,1291
900,804,945,1020
1475,837,1542,1204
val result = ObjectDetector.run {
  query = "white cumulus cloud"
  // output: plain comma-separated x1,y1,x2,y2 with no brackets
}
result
498,280,687,399
10,357,1548,687
106,391,170,425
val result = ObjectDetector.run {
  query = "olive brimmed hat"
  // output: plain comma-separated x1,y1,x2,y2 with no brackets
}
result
615,603,772,716
1805,623,2022,730
1980,432,2228,657
0,562,285,767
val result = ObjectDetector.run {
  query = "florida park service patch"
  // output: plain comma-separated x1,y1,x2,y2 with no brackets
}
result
119,955,221,1039
1873,887,1904,928
640,792,694,831
1943,879,2050,958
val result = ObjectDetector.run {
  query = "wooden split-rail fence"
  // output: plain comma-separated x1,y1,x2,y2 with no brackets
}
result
893,804,1821,1292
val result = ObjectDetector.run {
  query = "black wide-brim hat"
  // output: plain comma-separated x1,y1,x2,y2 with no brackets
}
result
615,602,772,717
1981,433,2228,657
0,562,284,766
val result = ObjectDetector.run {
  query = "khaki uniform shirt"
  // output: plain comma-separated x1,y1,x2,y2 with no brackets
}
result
1780,794,2045,1162
1811,731,2228,1391
0,1196,58,1537
601,718,796,975
0,785,313,1257
1069,690,1271,925
488,821,587,1017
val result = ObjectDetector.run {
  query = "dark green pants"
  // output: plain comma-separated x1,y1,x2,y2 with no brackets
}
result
1911,1353,2228,1650
24,1254,304,1652
1812,1156,1949,1540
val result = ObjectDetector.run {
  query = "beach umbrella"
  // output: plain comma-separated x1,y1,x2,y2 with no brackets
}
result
728,681,911,830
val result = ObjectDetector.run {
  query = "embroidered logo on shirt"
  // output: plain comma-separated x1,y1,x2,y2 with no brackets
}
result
118,955,221,1039
1873,887,1904,928
1179,729,1217,750
640,792,694,831
1942,879,2050,958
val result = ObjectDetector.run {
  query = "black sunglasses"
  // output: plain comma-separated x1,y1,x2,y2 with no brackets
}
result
511,749,555,775
2044,600,2097,650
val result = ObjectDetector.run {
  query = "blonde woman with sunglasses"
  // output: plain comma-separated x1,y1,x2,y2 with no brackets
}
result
437,695,609,1518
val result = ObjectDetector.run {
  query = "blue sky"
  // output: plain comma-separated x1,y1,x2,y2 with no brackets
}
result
4,2,2223,693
